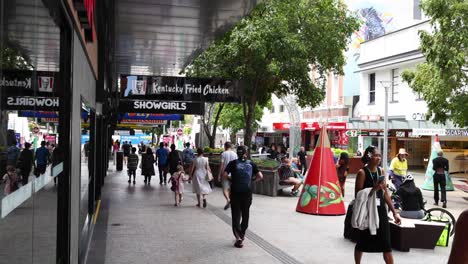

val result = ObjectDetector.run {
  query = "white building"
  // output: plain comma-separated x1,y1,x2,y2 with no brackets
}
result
352,21,466,170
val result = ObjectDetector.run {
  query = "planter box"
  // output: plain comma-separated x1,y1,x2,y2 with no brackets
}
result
251,169,280,197
208,160,281,197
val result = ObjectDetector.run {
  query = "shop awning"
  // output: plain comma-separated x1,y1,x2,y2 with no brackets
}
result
115,0,259,76
272,122,347,131
346,119,450,130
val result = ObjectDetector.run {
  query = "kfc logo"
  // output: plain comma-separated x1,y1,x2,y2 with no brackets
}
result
38,77,54,92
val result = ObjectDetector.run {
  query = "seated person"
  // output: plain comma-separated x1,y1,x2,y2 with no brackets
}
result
396,174,425,219
278,157,302,196
290,158,304,180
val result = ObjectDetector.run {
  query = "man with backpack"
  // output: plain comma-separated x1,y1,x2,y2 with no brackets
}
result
223,145,263,248
122,141,131,165
156,142,169,185
182,142,195,174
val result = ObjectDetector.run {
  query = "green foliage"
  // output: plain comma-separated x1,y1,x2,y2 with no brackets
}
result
217,101,269,134
331,148,348,157
251,158,280,169
183,127,192,135
185,0,360,147
203,147,224,154
402,0,468,127
0,42,33,70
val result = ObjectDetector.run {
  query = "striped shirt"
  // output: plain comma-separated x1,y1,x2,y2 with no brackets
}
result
127,153,139,170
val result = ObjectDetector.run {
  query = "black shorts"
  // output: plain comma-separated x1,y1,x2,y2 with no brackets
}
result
123,152,130,157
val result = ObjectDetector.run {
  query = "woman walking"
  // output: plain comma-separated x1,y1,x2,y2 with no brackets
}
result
190,148,212,208
141,147,155,184
336,152,349,196
354,145,401,264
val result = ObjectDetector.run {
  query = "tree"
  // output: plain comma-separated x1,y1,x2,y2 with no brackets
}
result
402,0,467,127
218,101,270,143
201,103,224,148
185,0,359,148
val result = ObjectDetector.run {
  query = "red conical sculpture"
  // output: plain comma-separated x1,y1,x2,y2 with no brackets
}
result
296,125,346,215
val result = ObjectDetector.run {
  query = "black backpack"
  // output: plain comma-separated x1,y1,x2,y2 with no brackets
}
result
231,160,254,193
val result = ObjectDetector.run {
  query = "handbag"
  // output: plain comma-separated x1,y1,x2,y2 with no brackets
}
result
206,170,213,182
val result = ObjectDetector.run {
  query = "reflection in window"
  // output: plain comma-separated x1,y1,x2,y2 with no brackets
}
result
0,0,59,262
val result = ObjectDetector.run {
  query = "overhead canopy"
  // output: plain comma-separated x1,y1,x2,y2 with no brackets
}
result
115,0,259,76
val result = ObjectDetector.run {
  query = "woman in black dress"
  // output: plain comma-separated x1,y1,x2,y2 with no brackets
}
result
354,146,401,264
141,147,155,184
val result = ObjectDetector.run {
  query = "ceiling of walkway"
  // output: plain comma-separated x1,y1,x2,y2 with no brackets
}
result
115,0,258,76
3,0,61,71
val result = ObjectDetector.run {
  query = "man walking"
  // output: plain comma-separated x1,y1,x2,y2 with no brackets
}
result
433,150,449,208
127,147,139,184
297,146,307,175
35,141,50,177
224,146,263,248
182,142,195,174
218,142,238,210
122,141,131,165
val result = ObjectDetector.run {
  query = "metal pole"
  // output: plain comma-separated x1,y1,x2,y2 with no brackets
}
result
383,85,389,172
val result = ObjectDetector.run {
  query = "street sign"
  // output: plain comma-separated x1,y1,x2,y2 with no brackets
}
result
345,130,358,137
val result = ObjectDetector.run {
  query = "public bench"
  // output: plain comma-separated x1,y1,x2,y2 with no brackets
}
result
389,218,446,252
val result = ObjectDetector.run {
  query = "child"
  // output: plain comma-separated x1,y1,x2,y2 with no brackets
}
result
127,147,139,184
170,165,186,206
3,165,19,195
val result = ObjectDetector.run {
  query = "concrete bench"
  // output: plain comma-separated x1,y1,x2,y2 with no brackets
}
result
389,218,446,252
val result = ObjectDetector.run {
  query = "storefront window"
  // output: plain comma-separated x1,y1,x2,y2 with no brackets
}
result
0,0,60,262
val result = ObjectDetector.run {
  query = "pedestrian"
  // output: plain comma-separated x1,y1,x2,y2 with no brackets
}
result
218,142,238,210
83,141,90,162
156,142,169,185
432,150,449,208
223,145,263,248
170,165,186,206
141,147,155,184
388,148,409,190
127,147,139,184
278,157,302,196
17,142,34,185
189,148,212,208
297,146,308,175
396,174,425,219
51,146,64,185
122,141,131,165
336,152,349,196
182,142,195,174
2,165,19,195
267,143,278,160
167,144,182,179
354,145,400,264
448,209,468,264
6,141,20,167
35,141,50,177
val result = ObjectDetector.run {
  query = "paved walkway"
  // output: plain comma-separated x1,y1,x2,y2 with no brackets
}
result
87,167,467,264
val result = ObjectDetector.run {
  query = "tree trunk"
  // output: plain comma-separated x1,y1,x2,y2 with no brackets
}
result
243,84,258,157
202,103,224,148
